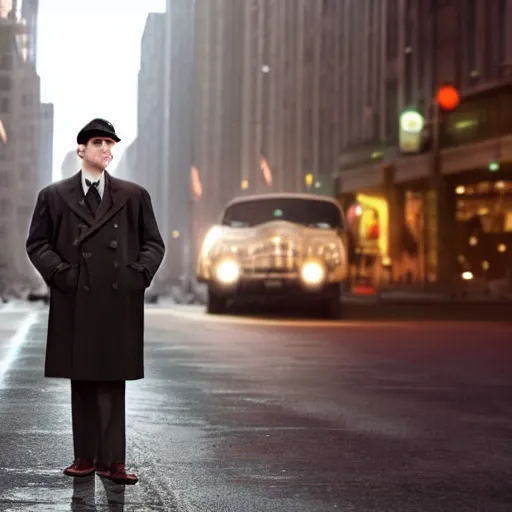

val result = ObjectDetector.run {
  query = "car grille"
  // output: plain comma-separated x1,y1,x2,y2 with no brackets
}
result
240,240,301,275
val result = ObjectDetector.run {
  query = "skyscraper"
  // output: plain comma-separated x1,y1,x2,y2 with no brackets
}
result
162,0,195,282
137,13,166,238
0,15,41,291
21,0,37,64
162,0,344,283
38,102,53,187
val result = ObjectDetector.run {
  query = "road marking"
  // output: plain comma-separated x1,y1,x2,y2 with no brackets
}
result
0,311,40,386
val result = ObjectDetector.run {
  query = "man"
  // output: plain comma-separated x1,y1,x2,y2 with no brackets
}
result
26,118,165,485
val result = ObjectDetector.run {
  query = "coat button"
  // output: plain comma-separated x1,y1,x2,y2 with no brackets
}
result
73,239,79,247
112,282,118,290
113,223,119,228
109,241,118,249
113,261,119,268
83,285,90,292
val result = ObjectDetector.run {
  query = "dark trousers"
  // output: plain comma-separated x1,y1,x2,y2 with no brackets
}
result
71,380,126,465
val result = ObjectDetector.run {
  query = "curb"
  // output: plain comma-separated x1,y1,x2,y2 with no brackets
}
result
342,294,512,307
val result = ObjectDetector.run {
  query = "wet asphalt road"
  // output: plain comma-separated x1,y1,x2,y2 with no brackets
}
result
0,302,511,511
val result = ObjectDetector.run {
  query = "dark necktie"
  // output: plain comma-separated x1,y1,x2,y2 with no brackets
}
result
85,179,101,216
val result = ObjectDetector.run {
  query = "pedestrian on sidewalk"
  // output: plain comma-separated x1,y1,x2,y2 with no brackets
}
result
26,118,165,485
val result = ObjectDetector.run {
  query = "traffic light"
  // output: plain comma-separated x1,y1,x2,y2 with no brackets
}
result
436,84,460,112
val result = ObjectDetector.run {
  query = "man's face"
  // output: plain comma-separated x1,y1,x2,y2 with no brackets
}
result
81,137,116,170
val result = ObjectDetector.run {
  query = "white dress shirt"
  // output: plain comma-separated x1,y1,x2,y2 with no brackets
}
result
81,170,105,199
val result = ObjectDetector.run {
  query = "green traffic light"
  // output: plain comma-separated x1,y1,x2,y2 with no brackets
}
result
488,162,500,172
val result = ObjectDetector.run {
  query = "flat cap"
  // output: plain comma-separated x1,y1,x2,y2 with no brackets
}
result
77,118,121,145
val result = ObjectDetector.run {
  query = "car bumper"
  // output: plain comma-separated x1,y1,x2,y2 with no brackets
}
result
208,278,341,302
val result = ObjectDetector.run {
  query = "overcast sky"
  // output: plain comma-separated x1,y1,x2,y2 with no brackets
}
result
36,0,166,180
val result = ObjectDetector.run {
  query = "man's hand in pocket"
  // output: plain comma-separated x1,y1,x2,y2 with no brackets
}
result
127,263,147,292
52,266,79,293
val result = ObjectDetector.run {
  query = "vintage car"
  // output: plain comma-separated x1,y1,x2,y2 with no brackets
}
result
197,193,349,317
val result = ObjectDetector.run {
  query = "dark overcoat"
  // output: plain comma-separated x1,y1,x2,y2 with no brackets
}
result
26,171,165,381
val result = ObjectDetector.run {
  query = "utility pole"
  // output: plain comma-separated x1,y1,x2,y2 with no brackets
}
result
430,84,460,290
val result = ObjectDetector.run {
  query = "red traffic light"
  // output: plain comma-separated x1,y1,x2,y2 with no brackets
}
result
436,84,460,111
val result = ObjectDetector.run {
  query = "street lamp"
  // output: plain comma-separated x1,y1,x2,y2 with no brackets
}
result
399,109,425,154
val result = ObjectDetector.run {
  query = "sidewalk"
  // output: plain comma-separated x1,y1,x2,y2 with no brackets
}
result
167,279,512,307
344,289,512,305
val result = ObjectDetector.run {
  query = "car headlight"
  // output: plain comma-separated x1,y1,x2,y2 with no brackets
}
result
214,259,240,285
300,260,325,286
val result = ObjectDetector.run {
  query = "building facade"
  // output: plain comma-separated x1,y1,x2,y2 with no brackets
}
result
0,15,42,293
21,0,37,64
161,0,195,284
335,0,512,290
38,101,53,188
137,13,167,243
162,0,350,284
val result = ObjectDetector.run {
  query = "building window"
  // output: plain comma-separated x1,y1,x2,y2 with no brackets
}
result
0,55,12,70
467,0,477,80
0,142,9,160
386,0,398,60
20,165,30,181
0,199,12,216
0,97,8,113
22,94,33,106
501,0,512,67
0,76,10,91
0,171,9,187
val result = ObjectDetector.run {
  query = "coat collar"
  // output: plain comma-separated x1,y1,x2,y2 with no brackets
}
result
57,171,130,244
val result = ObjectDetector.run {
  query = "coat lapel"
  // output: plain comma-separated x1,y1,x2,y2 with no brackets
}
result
57,171,95,225
76,172,130,244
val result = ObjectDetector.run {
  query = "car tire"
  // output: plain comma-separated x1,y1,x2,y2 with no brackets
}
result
207,287,228,315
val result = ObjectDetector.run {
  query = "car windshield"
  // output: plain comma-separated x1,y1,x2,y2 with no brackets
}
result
221,197,344,229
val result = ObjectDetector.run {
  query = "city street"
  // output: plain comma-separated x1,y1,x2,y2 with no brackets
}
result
0,302,511,511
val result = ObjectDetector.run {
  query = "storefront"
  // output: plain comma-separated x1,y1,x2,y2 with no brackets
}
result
343,191,390,291
450,170,512,284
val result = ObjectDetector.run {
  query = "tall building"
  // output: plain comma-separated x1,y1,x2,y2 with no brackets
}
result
137,13,166,240
333,0,512,288
21,0,37,64
162,0,195,282
0,14,41,292
163,0,344,282
38,102,53,188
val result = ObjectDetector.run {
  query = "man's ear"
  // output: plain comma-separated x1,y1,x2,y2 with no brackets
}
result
77,144,86,158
